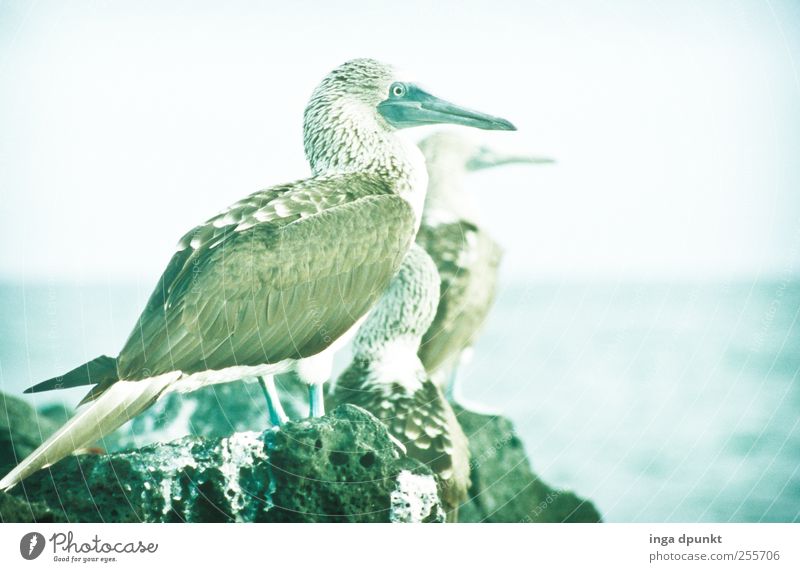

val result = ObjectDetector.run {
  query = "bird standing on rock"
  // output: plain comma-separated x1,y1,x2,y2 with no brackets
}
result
0,59,516,491
333,244,471,521
416,131,553,408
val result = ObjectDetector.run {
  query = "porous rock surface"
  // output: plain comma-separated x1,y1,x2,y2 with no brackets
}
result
0,402,444,523
0,388,601,523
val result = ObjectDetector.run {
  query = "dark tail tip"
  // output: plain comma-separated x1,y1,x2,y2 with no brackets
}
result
23,355,119,394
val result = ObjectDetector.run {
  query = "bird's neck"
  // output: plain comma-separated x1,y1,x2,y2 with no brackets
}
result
354,331,421,360
351,319,427,393
353,336,426,392
422,166,480,227
305,115,428,228
348,244,439,391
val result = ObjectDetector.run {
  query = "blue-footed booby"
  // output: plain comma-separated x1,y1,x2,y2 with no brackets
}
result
333,244,471,521
415,131,553,405
0,59,516,491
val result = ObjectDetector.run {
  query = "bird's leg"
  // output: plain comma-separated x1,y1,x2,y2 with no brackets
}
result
259,375,288,426
308,382,325,417
296,353,333,418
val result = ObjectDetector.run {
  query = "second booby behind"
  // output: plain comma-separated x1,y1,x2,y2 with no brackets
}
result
416,131,553,405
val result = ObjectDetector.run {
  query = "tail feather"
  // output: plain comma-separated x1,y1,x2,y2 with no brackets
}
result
23,355,119,394
0,374,178,491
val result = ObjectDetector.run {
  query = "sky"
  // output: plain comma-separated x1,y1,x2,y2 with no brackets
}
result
1,0,799,283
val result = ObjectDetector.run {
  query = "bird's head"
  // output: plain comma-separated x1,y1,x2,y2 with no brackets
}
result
418,131,555,224
304,59,516,175
419,131,555,173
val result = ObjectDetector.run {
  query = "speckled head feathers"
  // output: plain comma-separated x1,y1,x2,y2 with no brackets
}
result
302,59,419,179
303,59,398,145
309,59,397,109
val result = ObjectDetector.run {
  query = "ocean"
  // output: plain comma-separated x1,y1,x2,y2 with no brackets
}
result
1,279,798,522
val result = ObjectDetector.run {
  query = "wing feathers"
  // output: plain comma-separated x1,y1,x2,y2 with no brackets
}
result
417,221,503,373
117,184,414,380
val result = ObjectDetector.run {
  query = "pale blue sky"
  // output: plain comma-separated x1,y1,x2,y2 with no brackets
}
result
1,0,799,282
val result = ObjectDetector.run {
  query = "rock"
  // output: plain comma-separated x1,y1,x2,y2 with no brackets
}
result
455,406,602,522
261,405,442,522
1,404,444,523
0,392,61,476
0,491,66,523
37,402,73,428
2,387,602,523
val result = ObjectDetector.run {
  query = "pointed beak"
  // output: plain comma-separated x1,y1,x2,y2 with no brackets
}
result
378,84,516,131
467,150,556,171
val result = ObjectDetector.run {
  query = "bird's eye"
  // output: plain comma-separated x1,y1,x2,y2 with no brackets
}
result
390,83,406,97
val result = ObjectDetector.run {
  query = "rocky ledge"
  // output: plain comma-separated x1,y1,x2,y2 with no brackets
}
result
0,389,600,523
455,406,601,522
